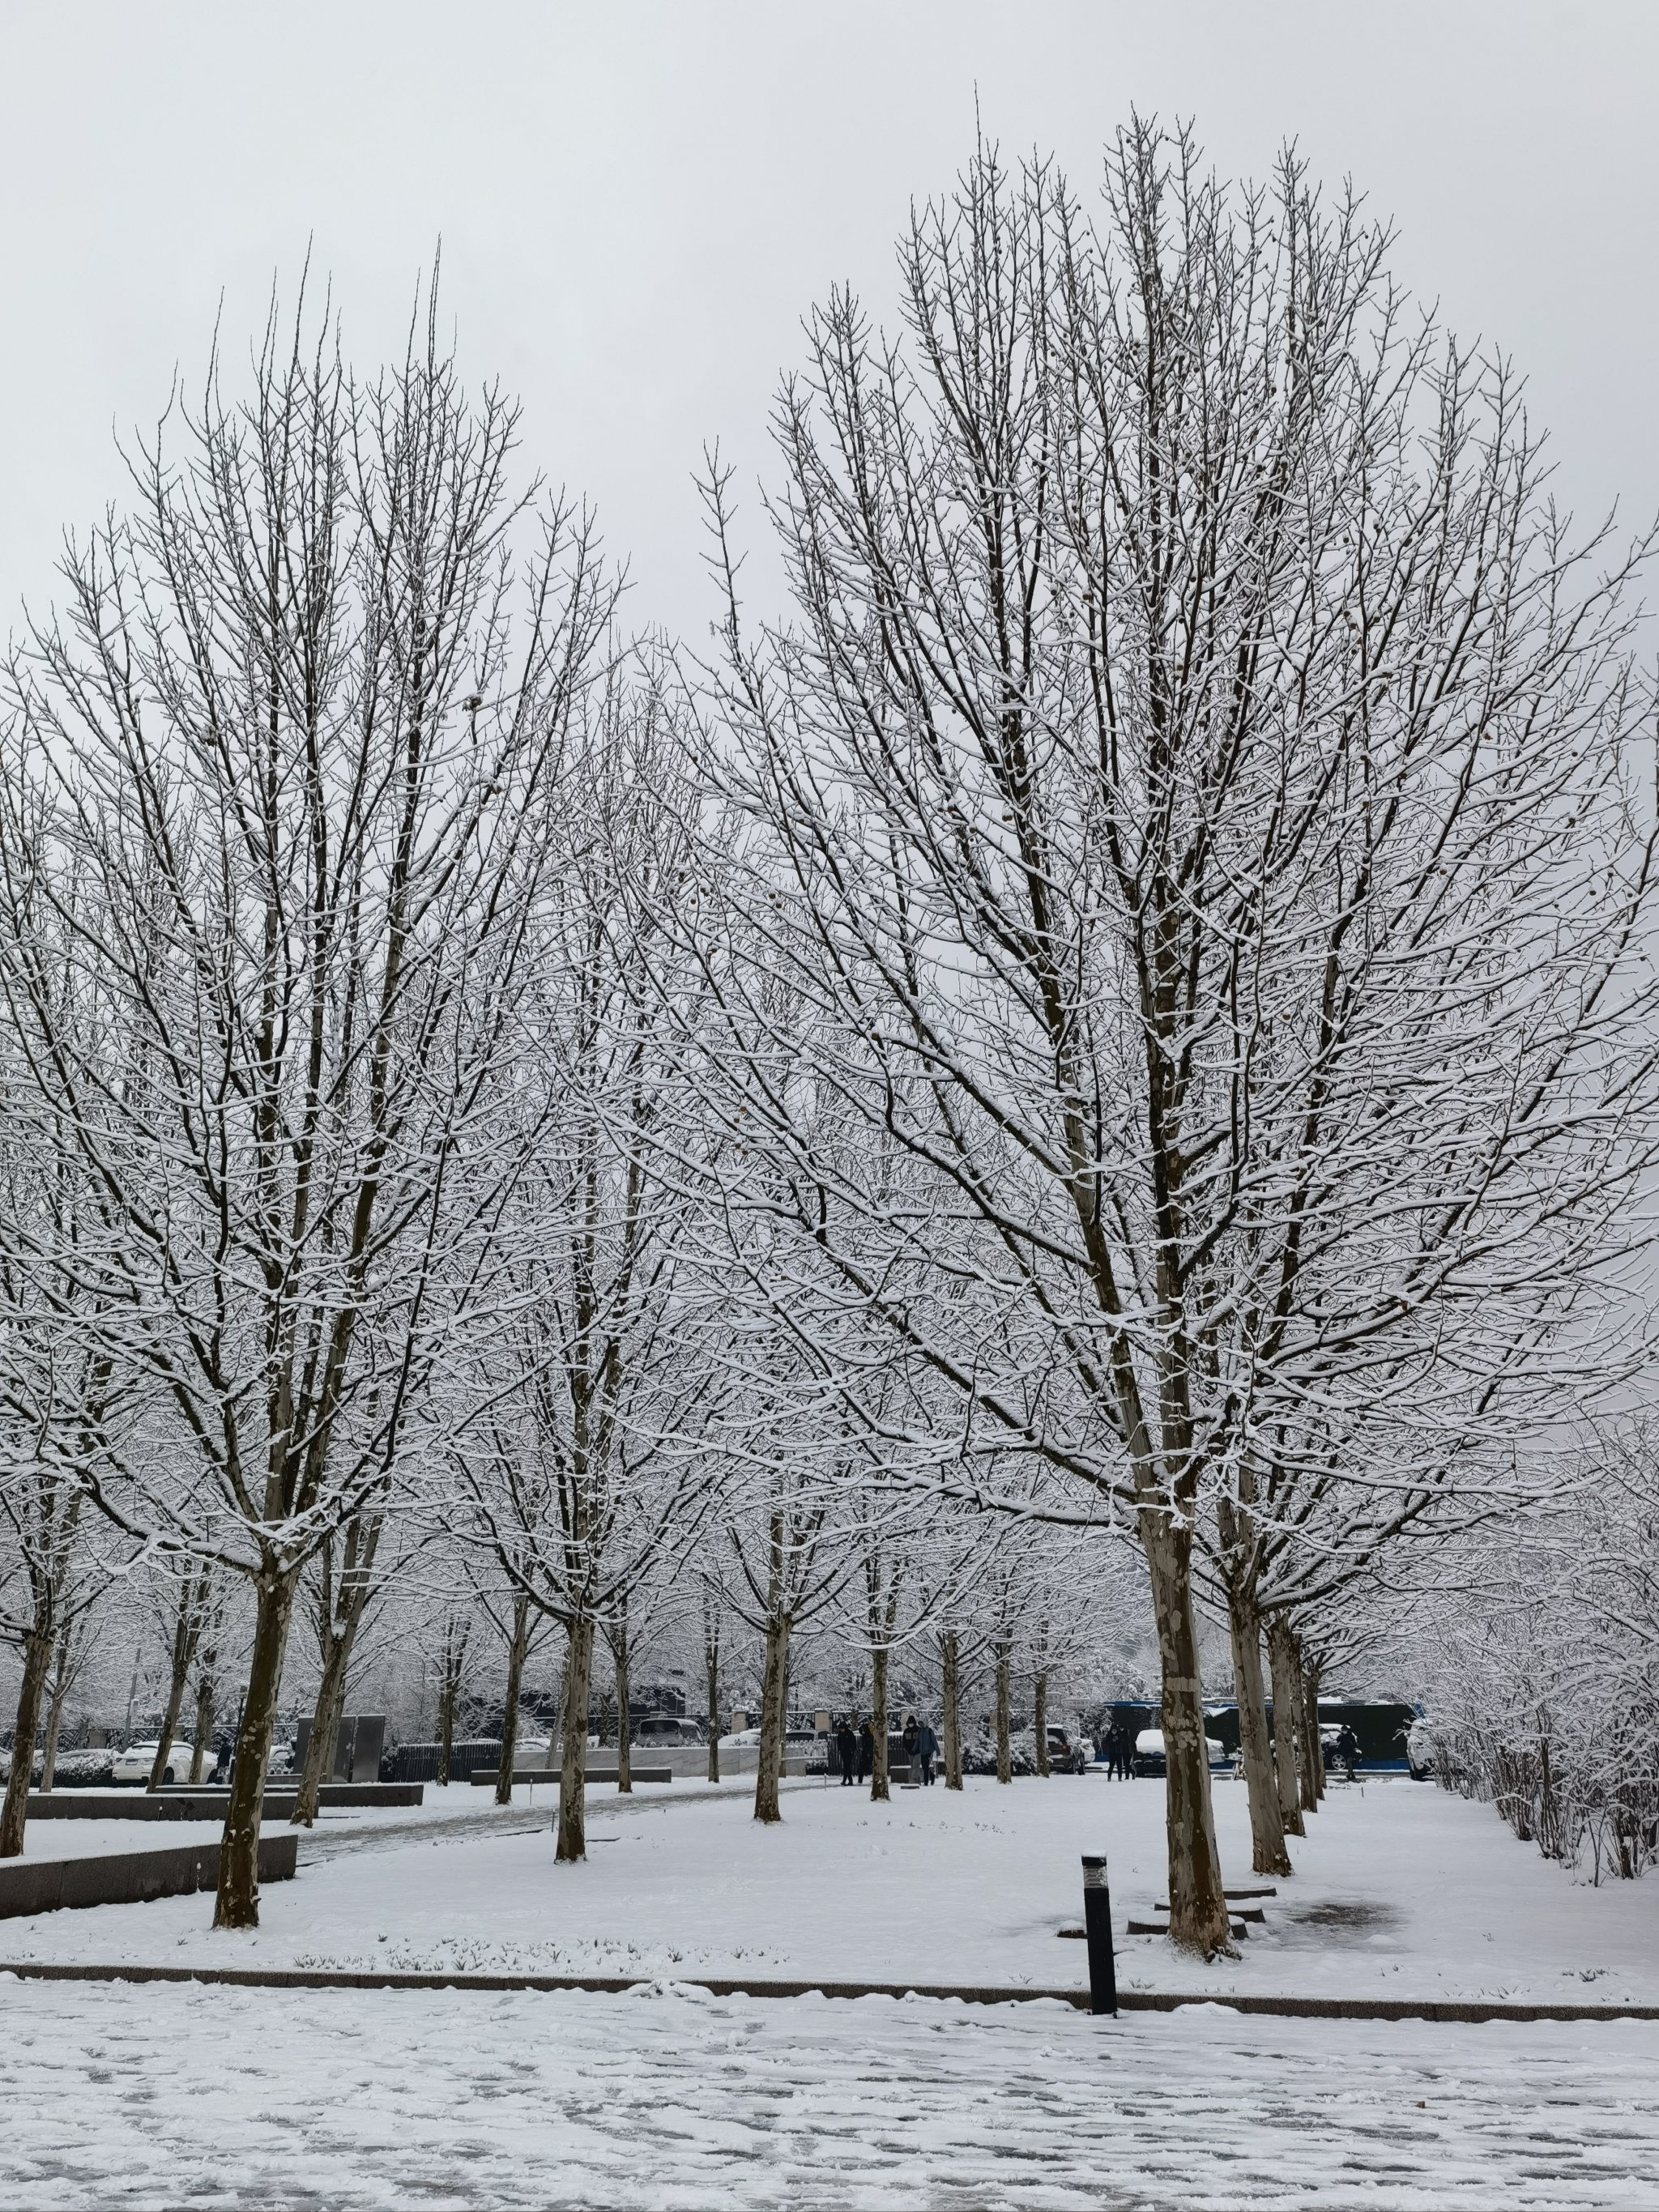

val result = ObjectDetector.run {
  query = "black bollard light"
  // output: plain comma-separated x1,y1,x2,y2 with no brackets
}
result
1081,1852,1118,2017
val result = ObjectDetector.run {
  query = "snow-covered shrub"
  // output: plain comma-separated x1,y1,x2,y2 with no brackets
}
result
1418,1438,1659,1880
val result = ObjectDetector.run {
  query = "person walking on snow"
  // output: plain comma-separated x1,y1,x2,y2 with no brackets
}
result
915,1718,938,1785
857,1719,875,1783
1336,1724,1359,1782
835,1717,857,1785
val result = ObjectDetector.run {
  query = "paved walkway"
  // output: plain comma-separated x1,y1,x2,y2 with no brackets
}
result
292,1777,817,1865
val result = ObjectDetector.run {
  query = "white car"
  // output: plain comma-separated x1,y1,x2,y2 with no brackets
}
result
1132,1728,1230,1773
111,1741,203,1785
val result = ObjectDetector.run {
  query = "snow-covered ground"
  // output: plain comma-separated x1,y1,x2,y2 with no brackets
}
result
6,1772,1657,2007
4,1977,1657,2208
3,1774,735,1864
6,1775,1659,2206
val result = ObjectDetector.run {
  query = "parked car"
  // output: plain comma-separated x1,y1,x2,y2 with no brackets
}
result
1044,1727,1089,1775
110,1741,203,1785
1130,1728,1230,1778
633,1716,706,1746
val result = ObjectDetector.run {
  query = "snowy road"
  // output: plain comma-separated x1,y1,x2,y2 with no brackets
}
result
4,1975,1657,2209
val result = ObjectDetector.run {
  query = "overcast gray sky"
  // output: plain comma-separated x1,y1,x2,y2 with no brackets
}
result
2,2,1655,645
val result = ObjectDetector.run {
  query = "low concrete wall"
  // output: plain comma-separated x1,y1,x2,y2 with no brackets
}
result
0,1833,299,1920
32,1782,424,1820
471,1754,813,1788
160,1782,424,1809
471,1765,675,1787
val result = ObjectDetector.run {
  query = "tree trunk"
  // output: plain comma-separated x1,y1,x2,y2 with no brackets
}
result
1300,1649,1324,1809
147,1656,192,1790
213,1568,297,1929
190,1656,216,1784
434,1613,469,1792
704,1618,720,1784
610,1615,632,1794
994,1639,1012,1784
1143,1515,1234,1958
291,1633,352,1826
556,1614,593,1863
40,1618,79,1792
753,1611,791,1824
496,1592,530,1807
1265,1612,1307,1837
436,1673,455,1788
1228,1582,1291,1877
0,1627,51,1856
1034,1669,1051,1776
940,1627,963,1790
868,1640,890,1803
149,1580,203,1791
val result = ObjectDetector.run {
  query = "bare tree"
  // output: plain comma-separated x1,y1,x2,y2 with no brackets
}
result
449,665,722,1860
0,286,616,1923
687,123,1659,1952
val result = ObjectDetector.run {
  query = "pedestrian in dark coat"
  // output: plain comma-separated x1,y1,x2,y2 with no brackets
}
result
915,1720,938,1784
835,1719,857,1784
857,1720,875,1782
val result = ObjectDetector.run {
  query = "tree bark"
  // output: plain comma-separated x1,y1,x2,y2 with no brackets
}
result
0,1628,51,1856
292,1521,380,1825
434,1614,467,1791
704,1612,720,1784
436,1673,455,1788
1265,1612,1307,1837
1144,1516,1234,1957
556,1614,593,1863
496,1592,530,1806
292,1633,352,1826
40,1616,81,1792
994,1638,1012,1784
609,1613,632,1794
1228,1582,1291,1877
1300,1648,1324,1809
1034,1669,1051,1777
868,1639,890,1803
753,1609,790,1824
190,1654,216,1784
940,1627,963,1790
212,1567,296,1929
149,1575,206,1791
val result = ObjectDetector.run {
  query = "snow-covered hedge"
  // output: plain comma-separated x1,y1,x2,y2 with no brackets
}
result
1418,1443,1659,1882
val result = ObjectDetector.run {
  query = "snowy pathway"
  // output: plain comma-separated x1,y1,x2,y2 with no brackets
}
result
11,1776,1658,2010
3,1975,1657,2208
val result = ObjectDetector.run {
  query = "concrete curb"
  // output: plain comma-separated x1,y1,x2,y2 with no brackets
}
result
2,1959,1656,2023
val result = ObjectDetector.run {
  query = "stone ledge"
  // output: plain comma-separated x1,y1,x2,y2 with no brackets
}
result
0,1834,299,1919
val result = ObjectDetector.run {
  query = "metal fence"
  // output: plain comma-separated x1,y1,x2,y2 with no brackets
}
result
388,1739,503,1784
